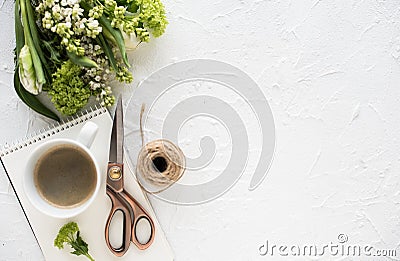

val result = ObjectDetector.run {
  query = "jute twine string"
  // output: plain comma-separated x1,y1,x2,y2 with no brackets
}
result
136,104,185,193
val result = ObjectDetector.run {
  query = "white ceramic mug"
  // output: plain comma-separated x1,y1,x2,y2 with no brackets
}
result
23,121,100,219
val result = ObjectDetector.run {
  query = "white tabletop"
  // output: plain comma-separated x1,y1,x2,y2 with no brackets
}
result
1,0,400,260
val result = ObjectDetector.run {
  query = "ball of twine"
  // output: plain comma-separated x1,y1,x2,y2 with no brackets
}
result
136,139,185,193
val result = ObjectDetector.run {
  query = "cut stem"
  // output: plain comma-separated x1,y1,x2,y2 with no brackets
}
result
85,253,95,261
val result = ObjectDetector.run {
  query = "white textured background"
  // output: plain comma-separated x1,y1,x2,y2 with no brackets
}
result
1,0,400,260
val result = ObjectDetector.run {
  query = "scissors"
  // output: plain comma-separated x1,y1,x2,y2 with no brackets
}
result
105,97,155,257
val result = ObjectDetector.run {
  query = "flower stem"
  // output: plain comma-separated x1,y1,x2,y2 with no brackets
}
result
85,253,95,261
14,0,24,57
24,0,51,78
19,0,46,85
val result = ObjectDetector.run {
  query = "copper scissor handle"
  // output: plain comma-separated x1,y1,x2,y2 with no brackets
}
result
105,186,156,257
105,186,132,257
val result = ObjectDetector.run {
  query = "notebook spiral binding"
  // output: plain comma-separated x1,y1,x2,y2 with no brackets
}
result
0,105,107,158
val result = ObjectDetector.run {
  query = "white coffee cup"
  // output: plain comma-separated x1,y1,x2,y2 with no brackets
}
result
23,121,100,219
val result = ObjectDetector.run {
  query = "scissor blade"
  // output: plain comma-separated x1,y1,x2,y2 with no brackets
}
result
109,96,124,163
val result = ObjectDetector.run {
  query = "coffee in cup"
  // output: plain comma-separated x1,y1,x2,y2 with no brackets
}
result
24,121,100,218
34,144,97,208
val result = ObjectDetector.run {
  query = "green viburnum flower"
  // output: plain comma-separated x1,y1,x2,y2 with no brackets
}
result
136,0,168,37
49,60,91,115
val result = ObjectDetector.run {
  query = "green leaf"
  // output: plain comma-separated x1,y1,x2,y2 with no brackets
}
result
19,0,46,85
14,0,24,60
76,232,89,251
14,0,58,120
67,52,98,68
99,17,130,67
14,66,60,121
68,231,91,258
97,34,118,71
127,2,139,13
42,40,62,65
24,0,51,81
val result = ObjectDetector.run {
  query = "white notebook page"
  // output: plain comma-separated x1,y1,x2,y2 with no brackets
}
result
0,107,174,261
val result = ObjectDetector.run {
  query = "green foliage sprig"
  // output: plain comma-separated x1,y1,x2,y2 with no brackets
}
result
54,222,95,261
48,60,92,115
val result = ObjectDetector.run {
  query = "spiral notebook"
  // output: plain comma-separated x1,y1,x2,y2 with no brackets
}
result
0,106,174,260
